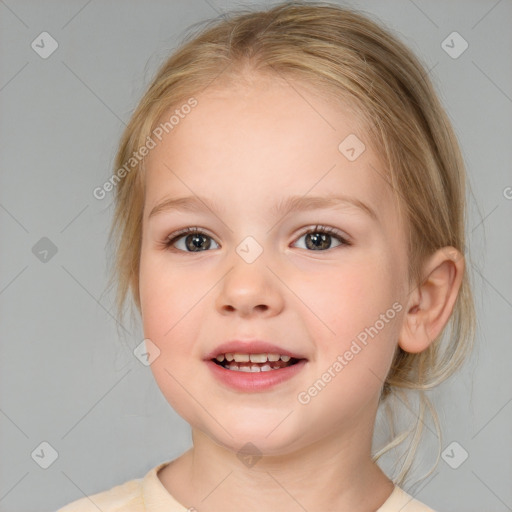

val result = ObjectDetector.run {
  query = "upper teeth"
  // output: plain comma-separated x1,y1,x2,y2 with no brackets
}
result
215,353,292,363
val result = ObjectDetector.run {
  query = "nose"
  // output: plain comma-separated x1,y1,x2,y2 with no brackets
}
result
215,253,284,318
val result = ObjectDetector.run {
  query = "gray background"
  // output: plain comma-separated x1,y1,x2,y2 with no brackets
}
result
1,0,511,511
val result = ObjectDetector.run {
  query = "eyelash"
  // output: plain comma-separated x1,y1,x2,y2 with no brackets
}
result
162,225,352,252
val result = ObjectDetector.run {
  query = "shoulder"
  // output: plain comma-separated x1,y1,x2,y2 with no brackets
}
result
56,476,143,512
377,485,437,512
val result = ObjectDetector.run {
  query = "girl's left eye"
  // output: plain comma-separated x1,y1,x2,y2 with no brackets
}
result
293,225,351,251
162,225,351,253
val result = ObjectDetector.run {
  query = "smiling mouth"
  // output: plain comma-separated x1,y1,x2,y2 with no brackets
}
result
211,353,304,372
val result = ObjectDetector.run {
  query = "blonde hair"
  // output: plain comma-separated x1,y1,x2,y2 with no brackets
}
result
106,0,476,488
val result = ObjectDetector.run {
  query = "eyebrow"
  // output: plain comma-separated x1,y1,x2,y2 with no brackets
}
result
148,193,377,221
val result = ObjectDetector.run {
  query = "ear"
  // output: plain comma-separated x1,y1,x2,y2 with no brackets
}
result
398,247,464,354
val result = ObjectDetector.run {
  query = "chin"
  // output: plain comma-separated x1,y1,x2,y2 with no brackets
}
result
199,420,308,458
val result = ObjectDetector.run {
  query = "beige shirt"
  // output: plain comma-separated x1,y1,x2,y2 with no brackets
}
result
57,460,436,511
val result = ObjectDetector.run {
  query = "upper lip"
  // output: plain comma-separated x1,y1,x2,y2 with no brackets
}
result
204,340,307,360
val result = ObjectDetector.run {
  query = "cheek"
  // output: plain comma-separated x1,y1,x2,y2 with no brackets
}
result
139,251,205,339
306,258,398,336
303,255,402,384
293,269,402,419
139,254,208,424
138,249,222,377
138,256,196,401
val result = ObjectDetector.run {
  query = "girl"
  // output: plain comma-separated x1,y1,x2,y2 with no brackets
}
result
58,1,475,510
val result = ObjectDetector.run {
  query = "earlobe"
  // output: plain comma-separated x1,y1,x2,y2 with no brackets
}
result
398,246,464,354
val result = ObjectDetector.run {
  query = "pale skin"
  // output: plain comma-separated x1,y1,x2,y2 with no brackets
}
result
138,73,464,512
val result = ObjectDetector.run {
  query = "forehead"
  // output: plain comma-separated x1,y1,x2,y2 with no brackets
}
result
143,76,398,223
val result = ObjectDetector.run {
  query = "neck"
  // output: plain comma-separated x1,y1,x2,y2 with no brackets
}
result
158,404,395,511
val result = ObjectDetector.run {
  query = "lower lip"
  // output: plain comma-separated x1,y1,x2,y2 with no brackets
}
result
205,359,307,392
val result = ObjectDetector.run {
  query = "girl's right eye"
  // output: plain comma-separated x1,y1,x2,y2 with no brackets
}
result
164,227,219,253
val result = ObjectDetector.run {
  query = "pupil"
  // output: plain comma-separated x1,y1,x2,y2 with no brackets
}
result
307,232,330,250
187,234,210,251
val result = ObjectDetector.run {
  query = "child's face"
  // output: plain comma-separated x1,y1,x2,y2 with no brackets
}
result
139,75,410,455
